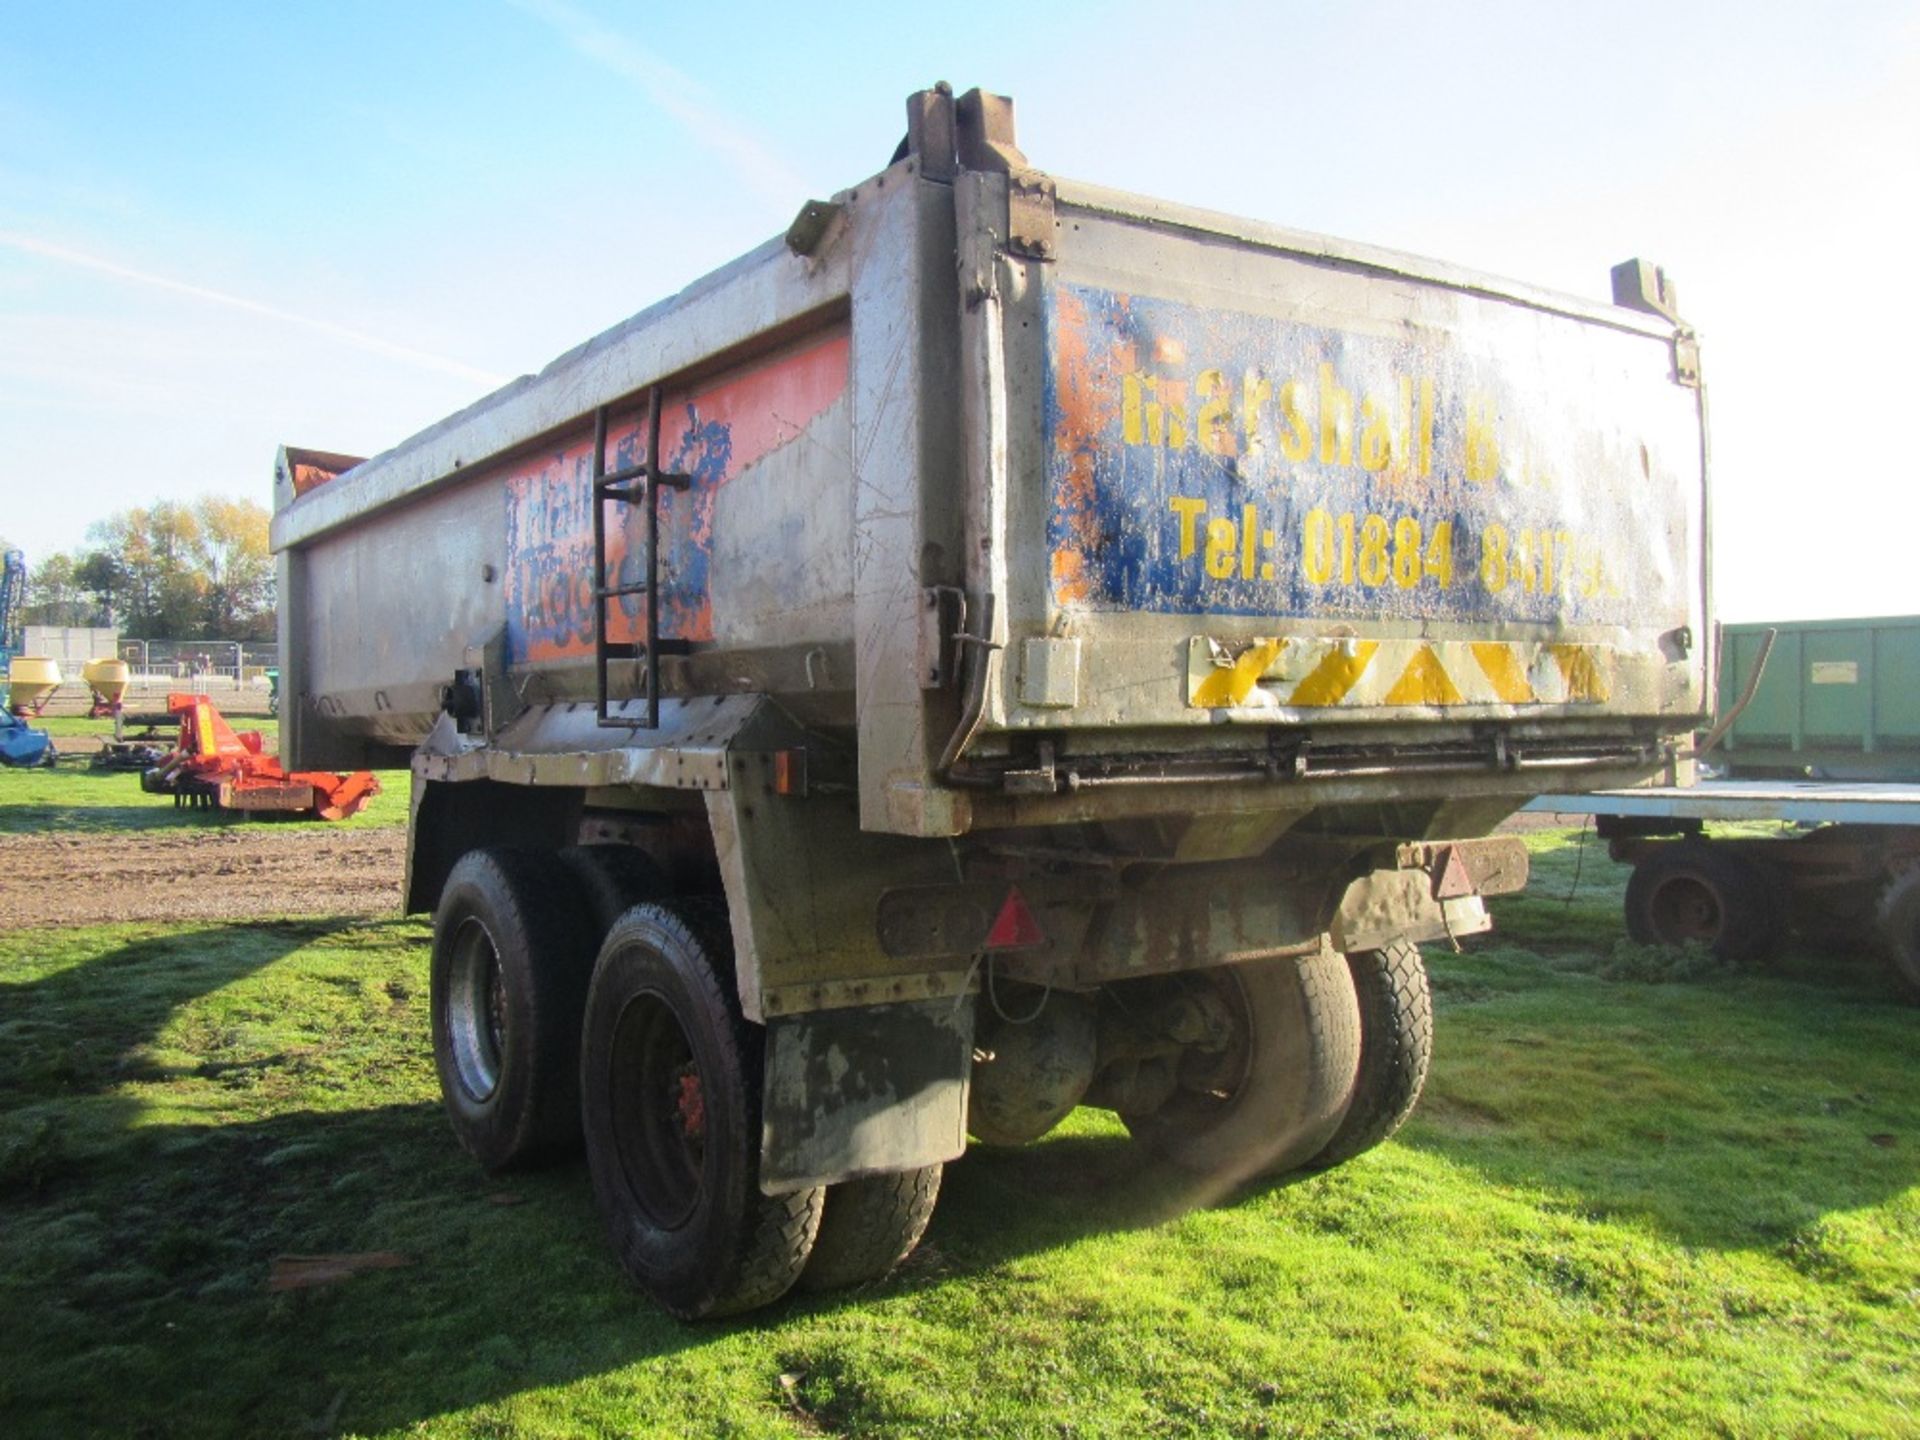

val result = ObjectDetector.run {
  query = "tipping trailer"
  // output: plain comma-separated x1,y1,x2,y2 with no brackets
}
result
1529,617,1920,1001
273,86,1711,1318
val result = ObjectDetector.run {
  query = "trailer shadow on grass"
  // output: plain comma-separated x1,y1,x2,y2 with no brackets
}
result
0,918,704,1439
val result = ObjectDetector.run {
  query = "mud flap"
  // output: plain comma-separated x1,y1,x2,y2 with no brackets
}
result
759,998,973,1194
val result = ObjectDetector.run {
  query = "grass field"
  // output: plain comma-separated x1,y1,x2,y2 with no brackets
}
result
20,715,278,746
0,748,407,834
1,829,1915,1438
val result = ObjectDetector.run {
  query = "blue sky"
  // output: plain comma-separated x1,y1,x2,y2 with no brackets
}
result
2,0,1915,620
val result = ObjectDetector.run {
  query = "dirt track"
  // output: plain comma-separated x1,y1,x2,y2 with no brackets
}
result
0,826,406,930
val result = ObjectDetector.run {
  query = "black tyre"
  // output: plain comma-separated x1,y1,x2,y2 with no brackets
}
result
1872,868,1920,1003
798,1165,942,1293
1122,951,1361,1183
559,844,671,937
1623,843,1780,962
581,903,822,1318
1309,940,1431,1169
430,848,595,1171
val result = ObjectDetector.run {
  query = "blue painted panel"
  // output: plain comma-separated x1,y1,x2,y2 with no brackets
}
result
1044,281,1686,629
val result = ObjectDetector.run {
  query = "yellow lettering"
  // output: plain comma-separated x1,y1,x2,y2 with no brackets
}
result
1278,379,1313,463
1359,395,1393,472
1169,496,1207,558
1318,363,1352,467
1195,369,1234,456
1241,371,1272,461
1241,503,1258,579
1122,371,1155,446
1396,376,1413,472
1122,372,1188,448
1358,514,1390,586
1426,520,1455,588
1465,396,1501,484
1162,380,1189,449
1302,508,1334,584
1392,516,1422,588
1481,523,1510,592
1205,517,1237,579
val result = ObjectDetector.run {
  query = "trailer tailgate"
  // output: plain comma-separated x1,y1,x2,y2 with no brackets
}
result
985,181,1707,734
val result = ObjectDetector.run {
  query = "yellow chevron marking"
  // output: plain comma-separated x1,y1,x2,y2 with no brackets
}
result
1383,644,1465,706
1191,638,1287,708
1289,640,1380,706
1550,643,1612,702
1471,642,1534,704
1184,635,1617,710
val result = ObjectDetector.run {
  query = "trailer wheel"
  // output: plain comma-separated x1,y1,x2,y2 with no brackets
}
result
798,1164,942,1293
1308,940,1431,1169
1122,951,1361,1183
1623,843,1779,962
559,844,671,938
430,848,595,1171
581,902,822,1318
1872,869,1920,1003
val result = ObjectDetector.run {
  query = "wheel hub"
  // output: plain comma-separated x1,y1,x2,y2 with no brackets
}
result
447,917,506,1102
673,1066,706,1141
608,992,707,1230
1652,875,1722,942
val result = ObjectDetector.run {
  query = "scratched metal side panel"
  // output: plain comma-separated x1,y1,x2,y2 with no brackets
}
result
274,204,854,770
989,198,1707,734
283,318,855,766
500,325,853,665
288,479,508,764
286,326,856,760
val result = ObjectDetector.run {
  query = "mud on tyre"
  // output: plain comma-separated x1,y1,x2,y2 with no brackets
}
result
580,902,822,1319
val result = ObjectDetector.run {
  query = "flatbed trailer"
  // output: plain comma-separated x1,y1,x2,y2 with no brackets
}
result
1525,782,1920,999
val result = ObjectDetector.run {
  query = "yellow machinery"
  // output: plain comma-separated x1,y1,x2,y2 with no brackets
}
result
6,656,60,716
82,656,130,716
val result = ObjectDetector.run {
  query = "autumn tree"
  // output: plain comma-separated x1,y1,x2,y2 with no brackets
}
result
190,496,273,640
19,551,95,627
69,495,275,640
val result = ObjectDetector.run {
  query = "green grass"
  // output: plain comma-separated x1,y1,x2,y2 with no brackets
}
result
0,754,406,832
1,833,1914,1438
29,715,278,743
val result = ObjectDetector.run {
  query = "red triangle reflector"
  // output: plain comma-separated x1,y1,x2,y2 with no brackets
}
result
983,887,1046,950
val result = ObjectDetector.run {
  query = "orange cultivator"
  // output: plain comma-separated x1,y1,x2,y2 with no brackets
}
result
140,693,379,821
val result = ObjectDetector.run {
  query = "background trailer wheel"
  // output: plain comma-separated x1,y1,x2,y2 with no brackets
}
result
1623,842,1781,963
1121,950,1361,1185
580,903,822,1319
430,848,595,1171
799,1164,942,1292
1310,940,1432,1169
